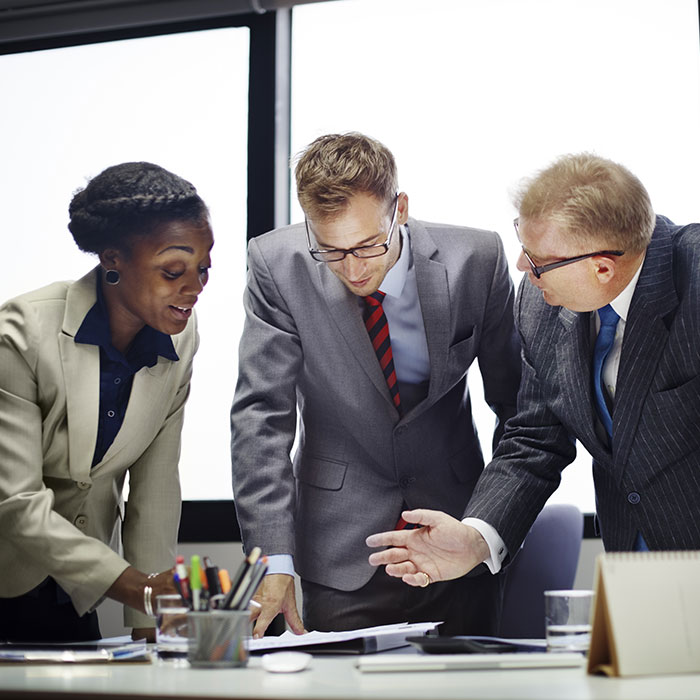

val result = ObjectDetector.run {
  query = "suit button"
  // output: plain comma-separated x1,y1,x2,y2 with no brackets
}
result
77,481,91,490
627,492,641,505
395,426,406,435
74,515,88,529
399,476,416,488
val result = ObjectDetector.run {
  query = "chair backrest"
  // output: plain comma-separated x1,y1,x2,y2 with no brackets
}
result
498,503,583,638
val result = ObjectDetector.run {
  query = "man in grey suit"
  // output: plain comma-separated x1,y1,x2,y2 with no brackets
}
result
231,132,520,636
367,153,700,587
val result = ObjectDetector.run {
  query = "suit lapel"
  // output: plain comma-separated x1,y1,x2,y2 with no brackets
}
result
555,307,602,452
410,223,451,404
613,222,678,470
60,268,101,483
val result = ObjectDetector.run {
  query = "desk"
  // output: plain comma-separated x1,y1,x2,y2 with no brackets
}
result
1,655,699,700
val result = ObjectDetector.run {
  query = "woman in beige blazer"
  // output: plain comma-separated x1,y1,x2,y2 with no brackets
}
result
0,162,213,642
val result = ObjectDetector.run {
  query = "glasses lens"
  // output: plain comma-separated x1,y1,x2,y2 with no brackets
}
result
353,246,387,259
313,251,345,262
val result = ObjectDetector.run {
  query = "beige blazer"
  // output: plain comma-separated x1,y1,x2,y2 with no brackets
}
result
0,267,197,628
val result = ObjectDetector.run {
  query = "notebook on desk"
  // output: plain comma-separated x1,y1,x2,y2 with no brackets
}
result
356,652,585,673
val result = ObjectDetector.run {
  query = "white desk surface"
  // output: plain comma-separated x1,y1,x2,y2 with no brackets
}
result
1,654,699,700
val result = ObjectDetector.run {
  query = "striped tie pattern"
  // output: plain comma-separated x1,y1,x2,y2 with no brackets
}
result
363,291,402,414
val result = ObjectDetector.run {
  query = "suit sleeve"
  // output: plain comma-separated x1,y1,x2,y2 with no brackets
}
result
466,279,577,558
475,233,521,450
120,316,197,629
231,238,301,559
0,298,129,615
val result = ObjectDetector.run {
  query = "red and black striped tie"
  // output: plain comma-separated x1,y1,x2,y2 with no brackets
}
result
363,291,402,415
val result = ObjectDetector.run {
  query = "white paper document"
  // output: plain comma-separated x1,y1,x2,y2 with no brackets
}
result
248,621,439,654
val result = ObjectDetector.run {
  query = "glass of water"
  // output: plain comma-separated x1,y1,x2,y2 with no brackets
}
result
156,594,190,659
544,589,594,653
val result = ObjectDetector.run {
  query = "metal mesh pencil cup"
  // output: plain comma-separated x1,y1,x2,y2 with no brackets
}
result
187,610,251,667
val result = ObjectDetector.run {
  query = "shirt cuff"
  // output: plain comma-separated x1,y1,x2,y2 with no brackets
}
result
462,517,508,574
264,554,295,577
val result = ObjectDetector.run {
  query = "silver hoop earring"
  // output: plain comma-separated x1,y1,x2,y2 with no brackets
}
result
104,269,120,285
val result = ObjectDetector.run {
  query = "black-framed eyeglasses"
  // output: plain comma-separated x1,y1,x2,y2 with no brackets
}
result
305,194,399,263
513,218,624,279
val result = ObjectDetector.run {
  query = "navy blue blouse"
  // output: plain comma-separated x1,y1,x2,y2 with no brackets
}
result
74,274,178,466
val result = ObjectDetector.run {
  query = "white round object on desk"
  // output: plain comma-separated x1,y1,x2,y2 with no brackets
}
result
261,651,312,673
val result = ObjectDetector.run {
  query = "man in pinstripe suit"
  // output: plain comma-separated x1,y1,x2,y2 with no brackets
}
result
367,153,700,587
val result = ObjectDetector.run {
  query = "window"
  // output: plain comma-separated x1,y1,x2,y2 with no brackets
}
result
0,26,250,500
291,0,700,512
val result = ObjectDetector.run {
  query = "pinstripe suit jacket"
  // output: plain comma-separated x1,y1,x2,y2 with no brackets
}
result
231,219,521,590
466,217,700,555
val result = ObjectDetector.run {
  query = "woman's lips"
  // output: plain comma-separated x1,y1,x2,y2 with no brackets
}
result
170,305,192,320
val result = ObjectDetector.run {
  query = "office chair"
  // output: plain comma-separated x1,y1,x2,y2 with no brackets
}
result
498,503,584,639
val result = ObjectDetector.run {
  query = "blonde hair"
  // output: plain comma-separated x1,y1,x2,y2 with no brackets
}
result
515,153,655,253
294,132,398,220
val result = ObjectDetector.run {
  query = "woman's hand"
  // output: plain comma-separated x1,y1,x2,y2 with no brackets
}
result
131,627,156,643
105,566,177,615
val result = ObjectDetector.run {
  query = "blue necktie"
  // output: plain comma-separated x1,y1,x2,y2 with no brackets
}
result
593,304,619,439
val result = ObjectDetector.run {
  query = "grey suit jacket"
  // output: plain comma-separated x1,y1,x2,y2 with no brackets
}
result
0,267,197,627
231,218,520,590
466,217,700,555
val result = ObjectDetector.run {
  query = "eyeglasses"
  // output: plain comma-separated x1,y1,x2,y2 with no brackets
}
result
306,194,399,263
514,218,624,279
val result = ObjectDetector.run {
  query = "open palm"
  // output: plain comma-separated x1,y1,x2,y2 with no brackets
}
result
366,509,487,586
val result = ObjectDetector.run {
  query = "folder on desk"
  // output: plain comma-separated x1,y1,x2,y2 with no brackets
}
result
587,551,700,677
0,641,151,664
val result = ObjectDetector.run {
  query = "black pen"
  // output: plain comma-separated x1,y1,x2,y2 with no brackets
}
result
222,546,261,609
204,556,222,596
235,557,268,611
226,547,262,610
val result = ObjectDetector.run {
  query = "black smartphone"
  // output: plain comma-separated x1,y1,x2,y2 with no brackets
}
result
406,636,542,654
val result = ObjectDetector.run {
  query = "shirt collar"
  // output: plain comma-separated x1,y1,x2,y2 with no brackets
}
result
75,270,178,369
379,225,411,298
608,253,646,322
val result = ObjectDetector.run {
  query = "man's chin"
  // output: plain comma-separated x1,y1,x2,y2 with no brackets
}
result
344,279,377,297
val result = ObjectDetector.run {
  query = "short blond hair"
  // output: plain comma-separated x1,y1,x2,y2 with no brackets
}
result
294,132,398,220
515,153,655,253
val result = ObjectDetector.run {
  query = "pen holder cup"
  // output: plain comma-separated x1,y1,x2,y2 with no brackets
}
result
187,610,251,668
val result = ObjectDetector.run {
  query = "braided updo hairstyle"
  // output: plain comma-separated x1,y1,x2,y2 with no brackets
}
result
68,162,209,254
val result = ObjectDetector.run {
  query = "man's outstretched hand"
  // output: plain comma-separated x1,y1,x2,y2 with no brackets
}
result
366,508,489,585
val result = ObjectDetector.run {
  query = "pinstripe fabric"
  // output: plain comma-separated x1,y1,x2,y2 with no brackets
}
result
466,216,700,556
